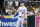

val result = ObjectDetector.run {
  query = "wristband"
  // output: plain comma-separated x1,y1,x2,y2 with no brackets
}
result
25,18,26,21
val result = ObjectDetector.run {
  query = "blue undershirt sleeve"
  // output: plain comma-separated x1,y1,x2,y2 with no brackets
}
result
14,12,19,17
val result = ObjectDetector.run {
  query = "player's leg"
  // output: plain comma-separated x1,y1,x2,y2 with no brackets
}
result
16,17,20,27
21,17,24,27
16,21,20,27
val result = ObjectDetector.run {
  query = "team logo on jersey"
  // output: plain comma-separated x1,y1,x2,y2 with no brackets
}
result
22,12,24,15
19,10,24,12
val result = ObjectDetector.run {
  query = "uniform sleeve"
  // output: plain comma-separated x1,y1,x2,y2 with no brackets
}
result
25,8,28,13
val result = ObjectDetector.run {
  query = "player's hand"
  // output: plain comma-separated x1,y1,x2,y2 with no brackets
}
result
13,16,14,20
23,21,27,26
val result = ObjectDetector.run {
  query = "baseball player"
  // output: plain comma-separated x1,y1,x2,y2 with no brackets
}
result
13,1,27,27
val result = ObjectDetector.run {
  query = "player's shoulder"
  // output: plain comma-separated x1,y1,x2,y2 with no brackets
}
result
18,7,21,9
24,6,27,10
19,6,27,8
19,7,21,8
24,6,27,9
18,6,27,9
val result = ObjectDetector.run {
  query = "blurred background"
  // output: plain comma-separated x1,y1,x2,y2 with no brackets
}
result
0,0,40,16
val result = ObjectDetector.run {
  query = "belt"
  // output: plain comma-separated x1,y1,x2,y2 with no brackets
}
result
19,16,22,17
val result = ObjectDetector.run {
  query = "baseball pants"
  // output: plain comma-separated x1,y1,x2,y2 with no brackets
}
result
16,16,24,27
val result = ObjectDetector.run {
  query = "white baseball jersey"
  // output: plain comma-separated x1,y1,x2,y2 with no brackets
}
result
17,6,27,17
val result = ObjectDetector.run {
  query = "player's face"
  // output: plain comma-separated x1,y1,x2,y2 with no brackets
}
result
20,3,24,6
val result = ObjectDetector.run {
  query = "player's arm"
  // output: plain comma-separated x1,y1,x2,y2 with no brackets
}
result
13,8,19,20
25,8,28,21
25,13,27,18
23,8,28,26
13,12,19,20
